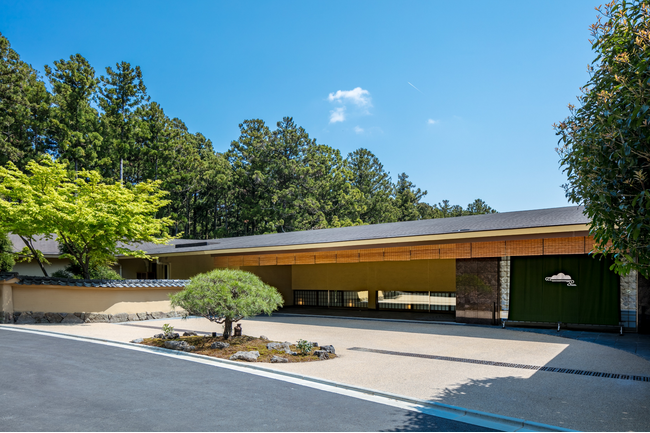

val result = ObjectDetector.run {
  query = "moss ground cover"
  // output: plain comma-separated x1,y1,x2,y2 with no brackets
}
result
138,335,336,363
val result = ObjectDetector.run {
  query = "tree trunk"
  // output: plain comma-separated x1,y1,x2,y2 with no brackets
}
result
222,318,233,339
20,236,48,277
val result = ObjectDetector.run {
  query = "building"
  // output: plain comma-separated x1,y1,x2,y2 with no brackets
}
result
114,205,648,333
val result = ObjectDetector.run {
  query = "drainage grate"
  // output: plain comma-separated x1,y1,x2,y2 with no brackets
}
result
348,347,650,383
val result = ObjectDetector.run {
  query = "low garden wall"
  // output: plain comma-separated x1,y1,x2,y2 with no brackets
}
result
0,272,188,324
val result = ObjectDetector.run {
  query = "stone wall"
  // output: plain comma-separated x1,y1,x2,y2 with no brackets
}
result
620,270,638,330
11,310,181,324
499,256,511,320
455,258,499,325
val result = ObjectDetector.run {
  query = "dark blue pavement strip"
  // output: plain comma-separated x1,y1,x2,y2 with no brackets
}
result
0,326,574,432
348,347,650,383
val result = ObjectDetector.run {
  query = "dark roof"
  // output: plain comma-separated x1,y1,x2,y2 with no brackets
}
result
141,205,589,255
8,234,61,256
9,275,188,287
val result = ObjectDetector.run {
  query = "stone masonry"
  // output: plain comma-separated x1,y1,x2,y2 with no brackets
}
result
11,310,181,324
499,256,511,320
620,270,638,329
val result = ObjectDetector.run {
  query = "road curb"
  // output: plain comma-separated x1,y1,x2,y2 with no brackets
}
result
0,325,575,432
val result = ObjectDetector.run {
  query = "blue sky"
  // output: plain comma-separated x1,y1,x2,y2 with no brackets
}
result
1,0,602,212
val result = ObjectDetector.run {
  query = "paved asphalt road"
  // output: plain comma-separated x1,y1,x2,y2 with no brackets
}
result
0,330,494,432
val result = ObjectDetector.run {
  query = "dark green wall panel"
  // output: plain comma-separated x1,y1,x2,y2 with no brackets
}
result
509,255,619,325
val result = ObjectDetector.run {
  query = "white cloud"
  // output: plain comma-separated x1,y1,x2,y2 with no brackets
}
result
427,119,438,125
327,87,372,107
354,126,364,134
329,107,346,123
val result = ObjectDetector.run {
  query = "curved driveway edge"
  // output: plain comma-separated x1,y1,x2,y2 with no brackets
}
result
0,325,573,432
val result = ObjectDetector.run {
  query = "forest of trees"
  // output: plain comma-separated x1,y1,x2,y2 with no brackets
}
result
0,32,496,240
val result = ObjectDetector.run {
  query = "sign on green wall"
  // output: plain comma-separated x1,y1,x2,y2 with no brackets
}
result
509,255,619,326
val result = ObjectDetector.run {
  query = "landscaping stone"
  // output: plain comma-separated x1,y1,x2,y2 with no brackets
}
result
151,311,165,319
131,338,144,343
15,314,36,324
163,341,195,352
319,345,336,354
210,341,230,349
311,342,318,347
260,335,269,340
270,355,288,363
183,331,198,336
31,312,46,323
110,313,128,323
153,333,164,338
230,351,260,362
137,312,148,320
44,313,64,323
85,313,109,323
61,314,83,324
267,342,291,352
127,314,139,322
313,350,330,360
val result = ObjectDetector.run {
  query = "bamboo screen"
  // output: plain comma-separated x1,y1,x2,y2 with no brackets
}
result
259,254,277,266
211,236,590,267
294,253,315,265
227,255,244,267
314,252,337,264
544,237,585,255
243,255,259,267
360,248,384,262
440,243,471,259
506,239,544,256
276,253,296,265
213,256,228,267
336,250,360,263
471,241,506,258
384,247,410,261
411,245,439,260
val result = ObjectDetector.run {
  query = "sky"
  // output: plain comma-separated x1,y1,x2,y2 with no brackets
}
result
1,0,604,212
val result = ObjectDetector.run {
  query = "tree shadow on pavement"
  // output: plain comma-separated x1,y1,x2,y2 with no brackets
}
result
379,410,496,432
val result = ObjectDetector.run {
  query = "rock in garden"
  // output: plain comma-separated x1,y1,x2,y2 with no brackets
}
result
267,342,291,352
313,350,330,360
44,313,64,323
15,314,36,324
61,314,83,324
131,338,144,344
110,313,129,323
260,335,269,340
311,342,318,347
151,311,165,320
163,341,195,352
183,331,198,336
85,313,109,323
270,355,289,363
229,351,260,362
153,333,164,338
210,342,230,349
319,345,335,354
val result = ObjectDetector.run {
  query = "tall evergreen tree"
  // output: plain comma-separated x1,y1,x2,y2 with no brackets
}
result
98,62,149,182
346,148,397,224
45,54,103,172
394,172,427,221
0,32,51,169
